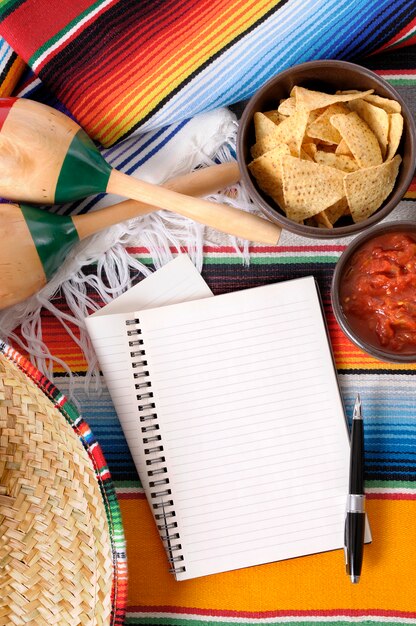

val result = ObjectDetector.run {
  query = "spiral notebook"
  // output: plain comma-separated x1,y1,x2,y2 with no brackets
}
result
86,255,351,581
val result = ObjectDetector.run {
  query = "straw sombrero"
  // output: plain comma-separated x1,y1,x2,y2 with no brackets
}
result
0,342,127,625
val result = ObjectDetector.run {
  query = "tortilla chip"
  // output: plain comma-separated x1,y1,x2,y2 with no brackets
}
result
274,108,309,157
291,85,374,111
250,84,402,230
314,211,333,228
251,108,309,158
306,108,327,127
251,133,282,159
281,155,345,222
300,147,314,161
264,110,286,125
254,112,281,142
248,144,291,209
301,142,318,160
364,93,401,114
314,150,359,172
349,98,389,158
335,139,353,156
337,91,401,113
278,97,296,116
385,112,404,161
307,103,349,144
343,154,402,222
324,197,349,224
330,112,383,167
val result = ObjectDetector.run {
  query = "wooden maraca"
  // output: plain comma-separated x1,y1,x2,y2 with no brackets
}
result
0,163,281,309
0,97,277,241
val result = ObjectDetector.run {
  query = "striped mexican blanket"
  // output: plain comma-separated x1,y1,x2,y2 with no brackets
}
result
35,237,416,626
2,51,414,624
0,0,415,145
0,4,415,626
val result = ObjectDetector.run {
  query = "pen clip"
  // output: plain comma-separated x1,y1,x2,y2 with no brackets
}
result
344,514,350,573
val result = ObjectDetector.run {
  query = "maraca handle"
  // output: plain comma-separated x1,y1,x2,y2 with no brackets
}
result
106,168,281,245
74,163,241,239
164,162,240,194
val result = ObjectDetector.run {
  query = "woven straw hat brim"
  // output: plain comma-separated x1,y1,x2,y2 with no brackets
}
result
0,348,116,625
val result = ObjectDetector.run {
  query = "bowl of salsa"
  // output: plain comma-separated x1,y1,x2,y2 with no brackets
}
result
331,221,416,362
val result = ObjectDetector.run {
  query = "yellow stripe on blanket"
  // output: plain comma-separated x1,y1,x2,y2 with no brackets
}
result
120,497,416,612
0,54,25,97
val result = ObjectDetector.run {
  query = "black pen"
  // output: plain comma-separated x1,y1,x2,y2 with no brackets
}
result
344,393,366,584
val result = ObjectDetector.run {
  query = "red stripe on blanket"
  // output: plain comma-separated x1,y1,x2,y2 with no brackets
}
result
129,606,416,618
376,69,416,75
0,0,98,58
124,245,348,255
374,15,416,53
367,492,416,500
117,492,147,500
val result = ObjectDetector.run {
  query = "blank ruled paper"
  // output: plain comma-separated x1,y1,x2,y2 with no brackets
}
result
85,255,213,476
133,276,350,580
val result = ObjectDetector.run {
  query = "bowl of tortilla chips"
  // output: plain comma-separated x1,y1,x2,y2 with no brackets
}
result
237,60,416,238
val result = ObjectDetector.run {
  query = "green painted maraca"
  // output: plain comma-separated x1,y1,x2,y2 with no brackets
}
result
0,162,282,309
0,98,273,233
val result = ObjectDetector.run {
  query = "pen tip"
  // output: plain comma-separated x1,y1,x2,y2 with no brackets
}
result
351,574,360,584
353,394,362,420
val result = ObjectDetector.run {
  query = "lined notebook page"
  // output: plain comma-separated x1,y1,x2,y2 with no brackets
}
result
85,255,213,467
132,276,350,580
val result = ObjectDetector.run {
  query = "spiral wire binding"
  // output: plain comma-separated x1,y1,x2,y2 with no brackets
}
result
126,317,186,576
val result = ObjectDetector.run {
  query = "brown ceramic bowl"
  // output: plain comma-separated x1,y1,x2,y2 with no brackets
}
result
331,221,416,363
237,60,416,239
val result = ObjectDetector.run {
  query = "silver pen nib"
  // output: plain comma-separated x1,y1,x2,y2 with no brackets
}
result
353,393,362,420
351,574,360,584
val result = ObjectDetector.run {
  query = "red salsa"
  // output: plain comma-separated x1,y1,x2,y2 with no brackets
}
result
340,231,416,353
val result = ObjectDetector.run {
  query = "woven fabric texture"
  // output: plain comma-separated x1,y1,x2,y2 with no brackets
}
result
11,46,412,620
32,237,416,624
0,37,24,96
0,3,415,624
0,0,415,145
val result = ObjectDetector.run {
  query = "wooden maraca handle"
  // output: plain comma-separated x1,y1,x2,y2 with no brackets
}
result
0,98,280,244
106,167,281,245
75,162,242,238
164,162,240,194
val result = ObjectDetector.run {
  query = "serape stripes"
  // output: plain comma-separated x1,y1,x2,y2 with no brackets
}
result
0,5,415,622
3,53,412,623
0,0,416,145
38,244,416,624
0,36,24,95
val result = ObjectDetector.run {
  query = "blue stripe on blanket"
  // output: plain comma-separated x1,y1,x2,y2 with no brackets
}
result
55,372,416,487
140,0,412,132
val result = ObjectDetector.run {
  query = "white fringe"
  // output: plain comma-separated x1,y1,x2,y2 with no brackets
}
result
0,119,257,395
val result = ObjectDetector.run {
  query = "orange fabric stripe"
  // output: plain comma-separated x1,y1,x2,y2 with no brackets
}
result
84,0,268,135
0,55,26,97
66,0,228,111
82,0,279,144
104,0,277,143
120,497,416,611
58,0,199,106
329,321,416,371
15,310,88,373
